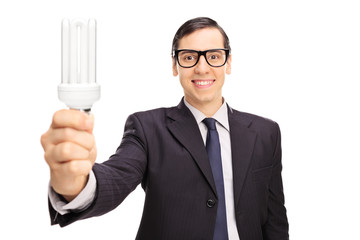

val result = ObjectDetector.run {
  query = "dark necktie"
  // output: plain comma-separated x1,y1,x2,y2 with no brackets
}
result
203,118,229,240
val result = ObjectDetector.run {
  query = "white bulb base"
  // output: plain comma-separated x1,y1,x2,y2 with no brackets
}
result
59,18,100,111
58,83,100,110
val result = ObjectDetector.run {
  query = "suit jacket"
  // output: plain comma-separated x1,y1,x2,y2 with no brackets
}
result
49,99,289,240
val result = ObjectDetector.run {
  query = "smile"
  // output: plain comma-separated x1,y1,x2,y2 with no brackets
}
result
191,79,215,88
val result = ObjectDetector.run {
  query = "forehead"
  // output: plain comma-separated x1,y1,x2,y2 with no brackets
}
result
177,28,224,51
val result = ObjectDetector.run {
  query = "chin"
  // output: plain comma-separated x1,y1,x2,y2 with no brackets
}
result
194,94,219,105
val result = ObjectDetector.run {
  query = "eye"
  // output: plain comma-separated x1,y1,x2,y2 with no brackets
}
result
185,55,195,61
207,52,221,60
208,54,219,60
180,52,198,62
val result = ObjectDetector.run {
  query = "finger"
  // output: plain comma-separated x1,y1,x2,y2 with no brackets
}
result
50,160,93,195
51,142,90,163
44,144,56,166
47,127,95,151
58,159,93,177
88,145,97,165
51,109,94,132
41,130,51,151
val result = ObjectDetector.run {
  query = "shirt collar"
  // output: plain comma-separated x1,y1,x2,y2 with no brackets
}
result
184,98,230,132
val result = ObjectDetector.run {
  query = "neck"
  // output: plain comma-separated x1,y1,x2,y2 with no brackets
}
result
185,96,223,117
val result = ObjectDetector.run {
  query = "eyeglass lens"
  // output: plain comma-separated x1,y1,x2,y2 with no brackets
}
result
178,49,227,67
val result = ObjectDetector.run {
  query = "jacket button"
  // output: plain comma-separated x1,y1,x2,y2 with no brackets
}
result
207,199,216,208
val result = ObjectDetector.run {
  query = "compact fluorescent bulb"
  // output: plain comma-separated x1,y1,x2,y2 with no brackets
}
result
58,18,100,111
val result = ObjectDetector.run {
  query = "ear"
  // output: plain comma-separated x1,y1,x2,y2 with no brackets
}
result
226,54,232,75
172,57,179,76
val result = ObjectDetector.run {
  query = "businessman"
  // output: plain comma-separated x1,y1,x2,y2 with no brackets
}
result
41,17,289,239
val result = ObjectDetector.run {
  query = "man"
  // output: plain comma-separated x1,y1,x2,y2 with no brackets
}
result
41,17,289,239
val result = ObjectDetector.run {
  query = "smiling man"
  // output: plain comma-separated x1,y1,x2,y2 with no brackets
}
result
173,27,230,117
41,17,289,240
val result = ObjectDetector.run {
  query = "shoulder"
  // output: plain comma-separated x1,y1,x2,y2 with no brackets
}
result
228,106,280,137
121,106,177,147
124,105,178,130
229,108,282,158
129,106,175,121
230,106,279,127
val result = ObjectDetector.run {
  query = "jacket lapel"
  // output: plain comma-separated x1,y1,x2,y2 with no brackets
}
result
228,106,257,208
167,99,218,197
166,100,257,202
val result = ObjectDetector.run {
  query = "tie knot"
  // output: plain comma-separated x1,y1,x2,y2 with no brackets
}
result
203,118,217,130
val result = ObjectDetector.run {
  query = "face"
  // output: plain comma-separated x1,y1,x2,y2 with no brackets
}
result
172,27,232,109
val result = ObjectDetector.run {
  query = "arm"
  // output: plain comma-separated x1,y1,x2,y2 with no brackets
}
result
48,170,97,215
48,113,148,227
263,123,289,239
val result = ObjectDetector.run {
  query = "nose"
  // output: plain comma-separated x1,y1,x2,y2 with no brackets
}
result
194,55,210,74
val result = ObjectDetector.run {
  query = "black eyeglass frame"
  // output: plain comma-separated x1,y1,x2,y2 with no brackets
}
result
173,48,230,68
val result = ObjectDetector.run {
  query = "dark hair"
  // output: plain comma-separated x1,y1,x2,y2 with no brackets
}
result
171,17,231,56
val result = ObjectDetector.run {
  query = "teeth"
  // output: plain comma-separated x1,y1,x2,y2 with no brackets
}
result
195,80,213,85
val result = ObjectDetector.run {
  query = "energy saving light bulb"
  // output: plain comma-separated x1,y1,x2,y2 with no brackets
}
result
58,18,100,111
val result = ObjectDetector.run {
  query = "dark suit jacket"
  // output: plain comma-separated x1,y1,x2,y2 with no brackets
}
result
49,99,289,240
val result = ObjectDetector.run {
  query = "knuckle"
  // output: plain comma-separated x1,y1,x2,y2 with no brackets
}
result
67,161,79,175
62,127,73,139
44,151,51,163
40,133,47,148
44,149,59,171
52,110,63,125
60,142,72,159
67,160,90,176
43,145,54,162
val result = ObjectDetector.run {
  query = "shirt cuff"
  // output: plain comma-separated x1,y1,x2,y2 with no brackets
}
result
48,170,97,215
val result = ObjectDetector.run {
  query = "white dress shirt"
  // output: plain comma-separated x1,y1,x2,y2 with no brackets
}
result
49,99,240,239
48,170,96,215
184,99,240,240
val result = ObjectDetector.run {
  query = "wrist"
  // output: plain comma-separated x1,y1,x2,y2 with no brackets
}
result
51,174,89,201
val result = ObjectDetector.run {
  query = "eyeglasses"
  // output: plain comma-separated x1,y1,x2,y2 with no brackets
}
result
174,48,230,68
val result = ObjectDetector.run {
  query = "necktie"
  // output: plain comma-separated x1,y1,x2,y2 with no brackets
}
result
203,118,229,240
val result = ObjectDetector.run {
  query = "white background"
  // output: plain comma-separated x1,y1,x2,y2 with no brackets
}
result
0,0,359,239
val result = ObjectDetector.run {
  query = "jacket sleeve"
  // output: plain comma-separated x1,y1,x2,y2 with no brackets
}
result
262,122,289,239
49,113,148,227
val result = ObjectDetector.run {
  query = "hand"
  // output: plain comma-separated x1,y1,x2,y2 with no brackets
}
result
41,109,97,202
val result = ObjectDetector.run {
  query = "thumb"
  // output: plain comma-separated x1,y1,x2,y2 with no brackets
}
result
85,113,95,134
